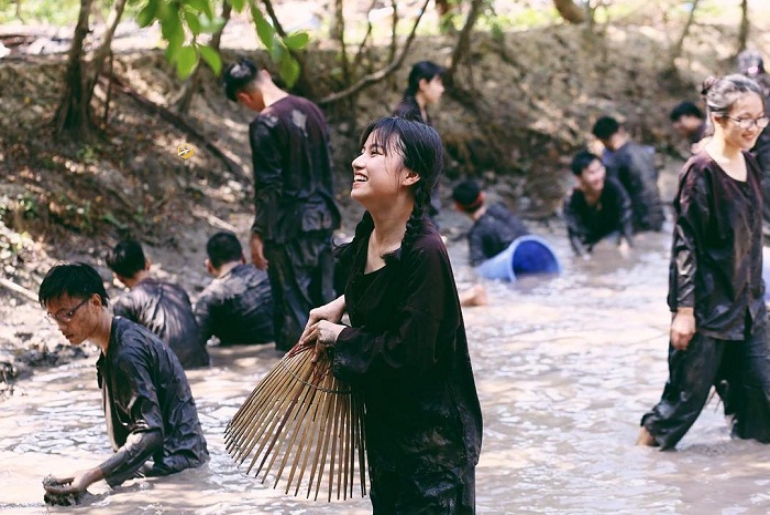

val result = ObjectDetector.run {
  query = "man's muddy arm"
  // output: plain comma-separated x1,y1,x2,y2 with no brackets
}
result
99,429,163,487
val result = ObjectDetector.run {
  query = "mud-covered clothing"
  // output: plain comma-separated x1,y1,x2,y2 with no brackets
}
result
264,230,335,351
96,317,209,486
467,204,530,267
641,316,770,450
667,152,765,340
249,95,340,243
606,141,666,232
643,151,770,449
392,97,442,220
563,178,634,256
370,463,475,515
333,217,482,512
112,278,209,369
249,95,340,351
195,264,274,346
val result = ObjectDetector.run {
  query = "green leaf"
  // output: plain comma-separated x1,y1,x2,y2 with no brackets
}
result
198,44,222,75
279,55,301,87
184,11,202,35
283,31,309,51
176,46,199,79
185,0,214,18
136,0,159,27
161,12,185,62
270,40,284,63
200,16,226,34
228,0,246,12
251,5,274,49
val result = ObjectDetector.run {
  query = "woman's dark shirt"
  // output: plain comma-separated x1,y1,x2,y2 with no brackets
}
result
332,218,483,473
668,151,766,339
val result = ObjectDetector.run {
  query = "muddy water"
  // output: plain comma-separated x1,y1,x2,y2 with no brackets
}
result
4,222,770,514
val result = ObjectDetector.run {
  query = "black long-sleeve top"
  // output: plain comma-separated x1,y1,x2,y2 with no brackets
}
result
667,151,766,340
96,317,209,486
332,218,483,474
194,264,274,345
467,204,530,266
249,95,341,244
112,278,209,369
563,177,634,256
607,141,666,232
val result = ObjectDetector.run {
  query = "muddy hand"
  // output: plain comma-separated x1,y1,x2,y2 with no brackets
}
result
43,476,78,495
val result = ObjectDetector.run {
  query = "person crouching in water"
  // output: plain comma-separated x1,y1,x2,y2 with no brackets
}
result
40,263,208,498
452,179,530,306
299,117,482,513
563,150,634,259
638,75,770,449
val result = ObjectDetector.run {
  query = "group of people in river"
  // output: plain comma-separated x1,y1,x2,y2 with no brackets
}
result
37,49,770,514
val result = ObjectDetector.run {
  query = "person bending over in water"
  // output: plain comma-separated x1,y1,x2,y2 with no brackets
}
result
638,75,770,449
40,263,209,497
299,117,482,514
452,179,530,306
107,240,209,369
563,150,634,259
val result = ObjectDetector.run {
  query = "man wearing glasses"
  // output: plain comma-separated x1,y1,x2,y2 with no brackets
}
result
39,263,208,500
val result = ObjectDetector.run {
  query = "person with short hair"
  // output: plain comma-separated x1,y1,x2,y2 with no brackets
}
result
670,101,707,152
39,263,208,498
638,75,770,449
563,150,634,258
106,240,209,369
592,116,666,232
195,231,274,346
451,180,530,267
222,58,340,352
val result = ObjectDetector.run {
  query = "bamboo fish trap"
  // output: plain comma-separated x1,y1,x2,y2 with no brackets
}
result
224,343,368,502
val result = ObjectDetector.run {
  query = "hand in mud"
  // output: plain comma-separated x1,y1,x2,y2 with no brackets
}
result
302,320,345,363
671,309,696,350
250,233,268,270
43,473,89,496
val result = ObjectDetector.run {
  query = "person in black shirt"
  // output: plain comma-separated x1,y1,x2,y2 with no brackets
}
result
40,263,208,498
106,240,209,369
670,101,707,154
592,116,666,232
563,150,634,258
299,118,482,514
223,59,340,352
393,61,446,224
195,231,274,346
638,75,770,450
450,179,530,306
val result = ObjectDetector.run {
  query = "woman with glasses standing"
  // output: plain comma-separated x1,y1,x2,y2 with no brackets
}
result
637,74,770,449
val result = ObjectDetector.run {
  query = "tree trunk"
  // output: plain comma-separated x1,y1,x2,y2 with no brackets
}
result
445,0,484,87
53,0,94,140
177,0,232,114
553,0,586,24
737,0,749,55
667,0,701,71
87,0,128,107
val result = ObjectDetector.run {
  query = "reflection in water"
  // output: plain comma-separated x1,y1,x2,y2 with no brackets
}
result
3,224,770,514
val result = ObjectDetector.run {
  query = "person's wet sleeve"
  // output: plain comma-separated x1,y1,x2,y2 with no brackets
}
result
468,227,487,267
332,242,448,383
615,182,635,246
563,197,589,257
671,167,710,310
100,346,164,487
249,119,284,240
193,293,215,344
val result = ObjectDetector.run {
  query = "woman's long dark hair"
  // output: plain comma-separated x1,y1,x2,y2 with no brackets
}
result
393,61,445,123
350,117,443,264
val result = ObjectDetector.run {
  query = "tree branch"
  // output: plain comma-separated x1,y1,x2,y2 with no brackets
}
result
87,0,128,103
318,0,430,106
446,0,484,85
352,0,378,70
667,0,700,70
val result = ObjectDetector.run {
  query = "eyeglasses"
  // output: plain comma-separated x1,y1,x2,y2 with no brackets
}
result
46,298,89,324
725,116,770,130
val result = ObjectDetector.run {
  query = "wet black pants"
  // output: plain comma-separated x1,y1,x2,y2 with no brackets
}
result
370,464,475,515
263,231,335,352
641,324,770,449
